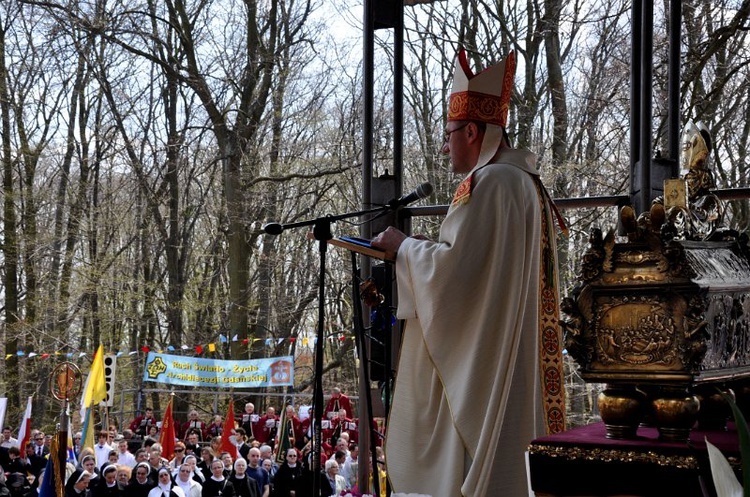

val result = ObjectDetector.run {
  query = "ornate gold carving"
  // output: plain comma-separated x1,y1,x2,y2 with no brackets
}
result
594,297,679,367
527,443,707,470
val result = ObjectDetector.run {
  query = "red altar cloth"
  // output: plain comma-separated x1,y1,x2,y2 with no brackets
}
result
528,422,741,496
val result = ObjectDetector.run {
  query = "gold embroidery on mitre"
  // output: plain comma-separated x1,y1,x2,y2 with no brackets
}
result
448,91,506,126
448,50,516,128
452,174,473,206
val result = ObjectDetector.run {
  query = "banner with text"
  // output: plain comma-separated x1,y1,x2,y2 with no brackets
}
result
142,352,294,388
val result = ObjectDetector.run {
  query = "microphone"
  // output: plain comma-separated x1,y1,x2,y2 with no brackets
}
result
262,222,284,235
388,182,433,209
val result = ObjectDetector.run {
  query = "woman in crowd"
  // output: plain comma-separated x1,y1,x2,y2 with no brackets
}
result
115,466,130,488
324,460,347,496
175,464,203,497
271,449,303,497
91,465,125,497
197,448,214,482
148,467,186,497
183,455,205,484
207,417,223,439
201,460,234,497
128,462,154,497
227,459,258,497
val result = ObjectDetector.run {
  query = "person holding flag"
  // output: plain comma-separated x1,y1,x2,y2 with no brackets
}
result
274,407,298,465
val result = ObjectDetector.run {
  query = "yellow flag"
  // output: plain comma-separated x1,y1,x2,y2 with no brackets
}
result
82,344,107,407
208,343,216,353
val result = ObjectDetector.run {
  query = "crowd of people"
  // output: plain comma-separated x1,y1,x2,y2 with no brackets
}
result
0,389,387,497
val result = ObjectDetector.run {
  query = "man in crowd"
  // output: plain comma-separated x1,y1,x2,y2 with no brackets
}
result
255,408,277,447
184,430,201,456
340,444,357,489
94,432,114,468
129,408,158,438
324,388,352,420
372,47,566,496
116,439,136,468
245,448,269,497
234,428,251,461
181,411,207,441
1,428,18,449
239,403,259,442
257,445,277,480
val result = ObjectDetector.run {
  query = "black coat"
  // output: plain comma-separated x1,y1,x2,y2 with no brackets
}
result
90,481,125,497
200,478,234,497
124,479,154,497
270,464,303,497
227,475,257,497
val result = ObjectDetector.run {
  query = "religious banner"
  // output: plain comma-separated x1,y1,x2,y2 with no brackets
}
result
142,352,294,388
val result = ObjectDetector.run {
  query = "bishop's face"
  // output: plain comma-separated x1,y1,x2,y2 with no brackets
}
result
442,121,479,174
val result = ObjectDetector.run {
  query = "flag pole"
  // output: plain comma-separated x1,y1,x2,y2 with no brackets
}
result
50,362,82,497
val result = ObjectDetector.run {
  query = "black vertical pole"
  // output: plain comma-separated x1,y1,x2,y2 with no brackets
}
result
639,0,654,215
311,219,331,495
630,0,642,210
668,0,682,172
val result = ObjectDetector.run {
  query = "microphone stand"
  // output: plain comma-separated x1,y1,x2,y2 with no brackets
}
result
263,203,396,496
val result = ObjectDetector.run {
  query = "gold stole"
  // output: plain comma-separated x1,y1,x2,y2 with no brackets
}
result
533,178,567,434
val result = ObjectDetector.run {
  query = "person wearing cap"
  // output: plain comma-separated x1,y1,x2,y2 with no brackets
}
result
371,47,567,496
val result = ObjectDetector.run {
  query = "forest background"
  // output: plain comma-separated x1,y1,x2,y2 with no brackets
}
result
2,0,750,434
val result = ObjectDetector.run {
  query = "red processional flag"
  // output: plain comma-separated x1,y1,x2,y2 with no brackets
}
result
221,398,238,459
159,396,176,460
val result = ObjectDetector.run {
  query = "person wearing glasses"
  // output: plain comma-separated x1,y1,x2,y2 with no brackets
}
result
269,449,303,497
28,433,48,477
175,463,202,497
31,432,47,457
169,443,188,474
371,47,567,496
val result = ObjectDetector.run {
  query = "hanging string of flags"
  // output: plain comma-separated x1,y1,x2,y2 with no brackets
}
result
4,331,359,360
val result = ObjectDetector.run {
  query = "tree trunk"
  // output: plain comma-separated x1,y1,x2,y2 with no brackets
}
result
0,18,20,409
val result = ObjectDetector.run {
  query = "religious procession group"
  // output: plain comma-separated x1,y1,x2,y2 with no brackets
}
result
0,387,386,497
